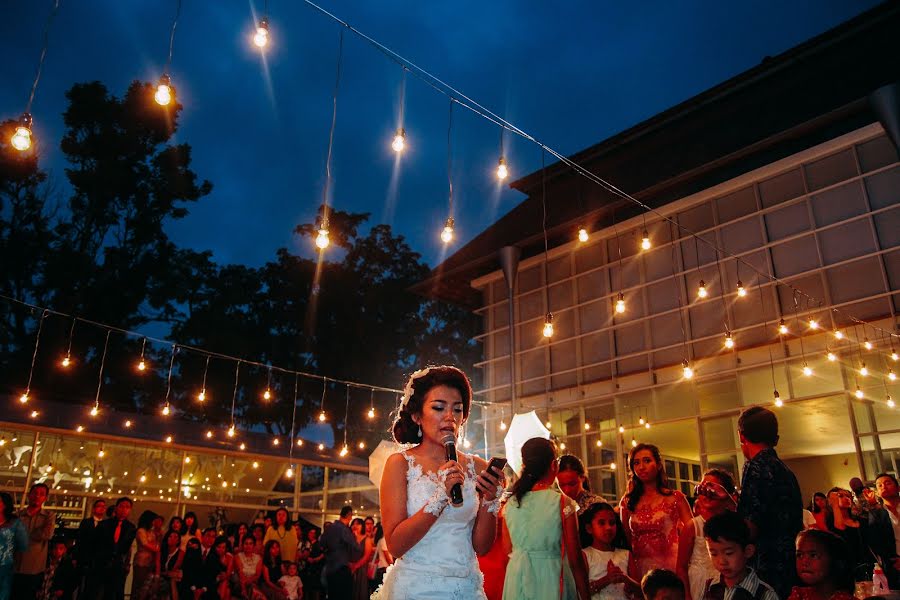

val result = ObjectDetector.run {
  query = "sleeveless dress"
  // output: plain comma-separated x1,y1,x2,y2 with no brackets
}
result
502,488,578,600
371,451,486,600
687,515,717,600
583,546,629,600
626,492,683,576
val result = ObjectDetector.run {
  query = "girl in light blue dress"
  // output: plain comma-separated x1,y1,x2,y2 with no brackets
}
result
0,492,28,600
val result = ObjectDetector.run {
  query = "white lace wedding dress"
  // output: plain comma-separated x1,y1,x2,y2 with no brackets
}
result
371,450,487,600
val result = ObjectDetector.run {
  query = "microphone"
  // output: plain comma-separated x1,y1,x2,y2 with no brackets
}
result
442,434,464,507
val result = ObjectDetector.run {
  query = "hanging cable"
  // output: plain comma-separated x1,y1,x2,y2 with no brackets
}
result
441,99,456,244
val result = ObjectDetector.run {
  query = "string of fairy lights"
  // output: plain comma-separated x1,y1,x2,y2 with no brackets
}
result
6,0,900,459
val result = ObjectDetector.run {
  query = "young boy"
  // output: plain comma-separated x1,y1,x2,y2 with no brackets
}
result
641,569,685,600
702,511,778,600
278,561,303,600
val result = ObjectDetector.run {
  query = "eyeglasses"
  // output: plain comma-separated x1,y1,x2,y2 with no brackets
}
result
693,481,732,500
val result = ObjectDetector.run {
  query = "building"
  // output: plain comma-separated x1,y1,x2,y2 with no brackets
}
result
415,2,900,500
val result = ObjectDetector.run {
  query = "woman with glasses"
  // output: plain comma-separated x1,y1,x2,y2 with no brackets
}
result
675,469,736,600
824,487,870,579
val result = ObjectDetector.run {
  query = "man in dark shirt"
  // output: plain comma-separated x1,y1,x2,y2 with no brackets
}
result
83,496,137,600
74,498,106,595
736,406,802,599
319,505,363,600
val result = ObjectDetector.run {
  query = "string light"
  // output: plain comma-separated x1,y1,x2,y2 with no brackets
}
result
889,369,897,382
614,293,626,314
542,312,554,338
496,157,509,180
864,339,873,351
30,410,39,418
263,367,273,400
317,443,325,451
778,319,788,335
618,425,625,434
631,438,637,448
285,466,294,478
802,363,813,377
855,387,864,399
773,390,782,407
76,425,84,433
827,351,837,362
440,217,454,244
578,228,589,243
724,332,735,349
154,75,173,106
610,462,616,470
892,350,899,361
392,128,406,152
137,337,148,372
11,114,34,152
253,18,269,48
124,420,132,429
834,330,844,340
736,281,747,297
499,419,507,431
358,441,366,450
682,360,694,380
315,227,330,250
90,404,99,417
639,417,645,425
296,439,304,447
239,442,246,451
559,442,566,450
584,422,590,431
19,310,48,405
645,422,651,429
165,435,173,443
272,438,280,446
545,420,552,429
860,363,869,377
206,430,213,439
641,230,651,251
595,439,602,447
889,396,896,409
697,280,708,299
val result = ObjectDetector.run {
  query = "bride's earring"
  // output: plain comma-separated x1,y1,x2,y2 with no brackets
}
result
417,425,423,438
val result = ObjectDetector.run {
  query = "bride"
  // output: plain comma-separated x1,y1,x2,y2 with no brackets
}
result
373,366,505,600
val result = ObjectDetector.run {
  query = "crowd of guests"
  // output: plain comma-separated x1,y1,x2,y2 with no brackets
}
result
0,486,392,600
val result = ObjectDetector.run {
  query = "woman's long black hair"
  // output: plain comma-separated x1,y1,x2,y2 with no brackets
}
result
509,437,557,507
623,443,672,513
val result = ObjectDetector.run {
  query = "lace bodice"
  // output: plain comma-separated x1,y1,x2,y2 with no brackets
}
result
627,493,683,574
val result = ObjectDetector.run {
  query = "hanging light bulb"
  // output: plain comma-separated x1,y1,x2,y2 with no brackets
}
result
891,350,899,361
263,388,272,401
253,18,269,48
226,425,236,438
198,389,206,402
595,439,603,447
834,330,844,340
272,438,280,446
392,128,406,153
76,425,84,433
124,420,132,429
542,312,554,338
773,390,783,407
645,422,651,429
61,354,72,368
610,462,617,471
736,281,747,298
315,228,330,250
499,420,507,431
154,74,172,106
864,339,873,351
889,369,897,382
855,386,864,399
358,441,366,450
639,417,645,425
778,319,788,335
496,156,509,180
441,217,454,244
724,332,735,349
697,280,708,299
682,360,694,380
367,407,375,419
10,113,33,152
285,466,294,478
90,404,99,417
98,449,105,458
318,410,327,423
614,293,626,314
317,443,325,451
559,442,566,450
860,363,869,377
577,228,589,243
239,442,247,450
19,392,30,404
888,395,896,409
162,404,170,416
827,351,837,362
807,318,819,330
618,425,625,434
164,435,173,443
205,430,213,439
631,438,637,448
641,230,651,251
584,422,591,431
802,363,813,377
137,359,147,372
339,445,349,457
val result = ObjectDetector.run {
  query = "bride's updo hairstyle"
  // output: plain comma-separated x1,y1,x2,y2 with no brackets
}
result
391,365,472,444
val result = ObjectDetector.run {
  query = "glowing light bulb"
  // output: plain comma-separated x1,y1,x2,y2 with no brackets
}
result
615,293,626,314
855,387,864,399
892,351,899,361
462,438,471,449
154,75,172,106
545,421,552,429
317,443,325,451
584,422,590,431
61,355,71,368
239,443,246,450
315,228,330,250
639,417,645,425
860,363,869,377
286,467,294,478
542,313,554,338
618,425,625,434
889,396,896,409
140,475,146,483
253,18,269,48
724,333,734,349
358,441,366,450
697,280,708,299
164,435,173,443
773,390,782,407
339,445,349,457
392,128,406,153
610,462,616,470
827,352,837,362
864,339,873,351
559,442,566,450
496,157,508,180
367,407,375,419
682,361,694,380
124,420,132,428
441,217,454,244
641,230,651,250
737,281,746,297
98,449,105,458
802,364,813,377
808,318,819,330
11,123,33,152
162,404,170,416
778,319,788,335
19,392,29,404
645,422,651,429
206,430,213,439
889,369,897,382
76,425,84,433
296,439,303,446
595,439,602,447
272,438,280,446
578,228,589,243
137,359,146,372
226,426,236,438
834,330,844,340
499,420,507,431
198,389,206,402
263,388,271,401
318,410,327,422
90,405,99,417
30,410,39,418
631,438,637,448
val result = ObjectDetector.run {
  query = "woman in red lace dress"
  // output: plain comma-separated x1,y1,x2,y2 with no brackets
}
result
618,444,692,579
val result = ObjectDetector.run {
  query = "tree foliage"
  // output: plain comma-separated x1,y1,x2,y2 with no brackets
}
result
0,80,480,451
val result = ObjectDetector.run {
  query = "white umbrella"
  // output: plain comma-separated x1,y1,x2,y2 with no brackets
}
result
504,410,551,475
368,440,404,488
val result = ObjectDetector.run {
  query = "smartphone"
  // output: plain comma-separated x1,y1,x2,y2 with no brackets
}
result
486,457,507,476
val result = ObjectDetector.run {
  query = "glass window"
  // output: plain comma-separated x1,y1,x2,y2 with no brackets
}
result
826,258,886,305
810,181,868,227
819,220,875,265
697,378,741,414
874,209,900,249
788,358,845,399
856,136,898,173
771,235,820,278
715,186,757,223
758,169,805,208
864,166,900,210
764,202,810,242
804,149,858,191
